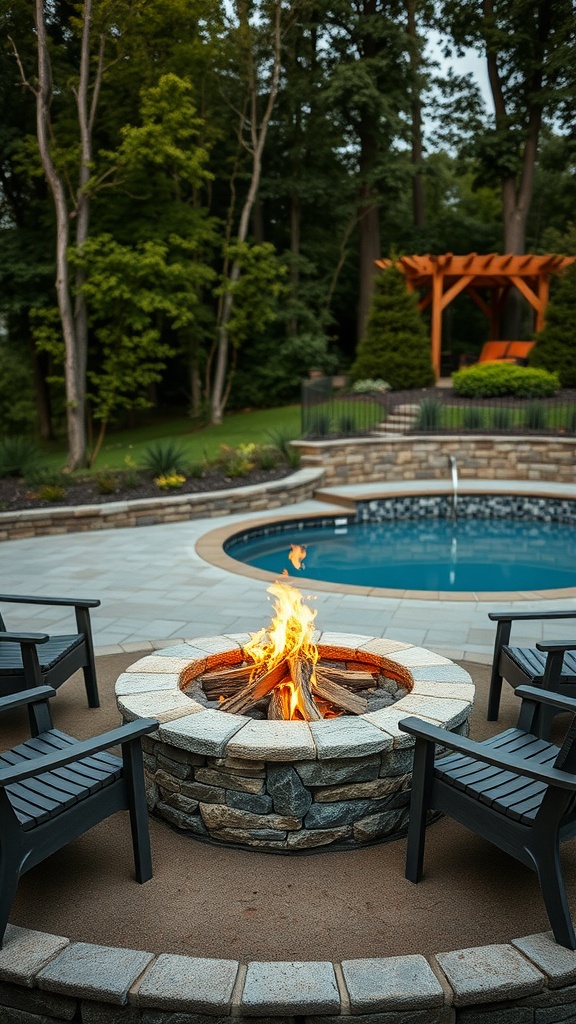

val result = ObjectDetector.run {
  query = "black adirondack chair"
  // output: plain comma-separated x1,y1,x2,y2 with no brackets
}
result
0,593,101,707
399,685,576,949
0,675,157,947
487,610,576,737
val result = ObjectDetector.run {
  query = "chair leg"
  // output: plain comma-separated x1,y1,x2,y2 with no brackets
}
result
405,737,435,884
82,660,100,709
75,608,100,708
0,851,22,949
534,841,576,949
123,739,153,883
487,620,511,722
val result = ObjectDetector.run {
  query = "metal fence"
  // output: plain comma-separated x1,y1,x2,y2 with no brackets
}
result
301,378,576,439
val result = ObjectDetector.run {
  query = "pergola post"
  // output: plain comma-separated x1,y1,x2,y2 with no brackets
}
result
375,253,574,375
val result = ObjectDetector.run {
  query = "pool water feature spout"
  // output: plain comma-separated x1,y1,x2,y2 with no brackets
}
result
449,456,458,518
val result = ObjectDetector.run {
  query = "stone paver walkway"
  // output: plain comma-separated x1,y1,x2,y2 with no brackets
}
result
3,490,575,662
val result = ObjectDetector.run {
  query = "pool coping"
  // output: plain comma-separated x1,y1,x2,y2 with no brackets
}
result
196,501,576,603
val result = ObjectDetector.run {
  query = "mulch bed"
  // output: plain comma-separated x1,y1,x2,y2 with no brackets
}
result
0,466,294,513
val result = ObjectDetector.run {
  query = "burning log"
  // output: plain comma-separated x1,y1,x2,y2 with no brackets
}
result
312,668,368,715
187,576,412,723
288,656,322,721
218,662,287,715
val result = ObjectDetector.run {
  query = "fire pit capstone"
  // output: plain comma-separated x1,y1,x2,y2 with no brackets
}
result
116,632,474,851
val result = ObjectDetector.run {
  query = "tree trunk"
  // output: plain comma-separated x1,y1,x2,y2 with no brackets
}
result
406,0,425,230
357,117,381,344
209,0,282,425
289,192,301,336
483,0,548,336
34,0,90,469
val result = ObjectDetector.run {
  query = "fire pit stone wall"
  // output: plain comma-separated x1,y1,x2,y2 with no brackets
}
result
116,633,474,851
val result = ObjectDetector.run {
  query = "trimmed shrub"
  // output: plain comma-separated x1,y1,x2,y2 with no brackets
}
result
351,265,435,390
452,363,559,398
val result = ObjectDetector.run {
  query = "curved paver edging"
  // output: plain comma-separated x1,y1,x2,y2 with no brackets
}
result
115,633,474,850
6,919,576,1020
0,466,324,542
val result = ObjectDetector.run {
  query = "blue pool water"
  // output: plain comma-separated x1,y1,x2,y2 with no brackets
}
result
226,517,576,591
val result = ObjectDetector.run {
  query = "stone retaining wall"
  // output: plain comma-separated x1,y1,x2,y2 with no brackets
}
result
295,435,576,487
5,922,576,1023
0,468,323,542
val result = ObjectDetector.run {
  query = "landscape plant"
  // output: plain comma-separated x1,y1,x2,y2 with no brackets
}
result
523,401,547,432
351,265,435,390
530,262,576,388
414,398,443,430
452,363,560,398
0,436,43,478
140,441,191,478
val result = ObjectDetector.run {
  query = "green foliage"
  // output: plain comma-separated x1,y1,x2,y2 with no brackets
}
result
141,440,191,477
351,266,434,390
415,398,443,431
0,338,38,435
462,407,485,430
36,484,67,503
216,443,256,478
452,363,560,398
254,445,279,470
265,428,301,468
95,472,118,495
120,455,141,489
531,263,576,388
490,407,513,430
351,378,391,394
304,411,332,438
217,242,288,354
0,437,43,478
154,472,186,490
523,401,547,432
336,413,357,435
230,330,337,409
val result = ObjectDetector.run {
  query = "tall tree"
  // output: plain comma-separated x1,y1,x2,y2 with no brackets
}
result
442,0,576,255
209,0,285,425
322,1,414,344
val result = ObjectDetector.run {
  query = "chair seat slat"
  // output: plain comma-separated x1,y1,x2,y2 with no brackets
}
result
0,636,83,673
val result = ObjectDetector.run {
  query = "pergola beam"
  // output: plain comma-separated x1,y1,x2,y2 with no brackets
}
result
377,253,575,381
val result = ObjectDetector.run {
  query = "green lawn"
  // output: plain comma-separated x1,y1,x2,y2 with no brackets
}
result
42,405,302,473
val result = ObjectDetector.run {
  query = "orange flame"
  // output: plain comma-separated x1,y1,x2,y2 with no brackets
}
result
243,578,319,720
288,543,307,571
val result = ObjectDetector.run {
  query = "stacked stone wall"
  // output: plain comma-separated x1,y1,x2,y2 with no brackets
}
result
294,436,576,487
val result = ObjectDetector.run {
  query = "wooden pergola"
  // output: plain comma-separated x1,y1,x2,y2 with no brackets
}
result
376,253,575,380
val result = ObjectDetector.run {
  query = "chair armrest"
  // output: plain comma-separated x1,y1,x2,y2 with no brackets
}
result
398,716,576,790
489,611,576,623
0,686,56,714
0,718,159,788
0,594,100,609
0,632,49,645
516,685,576,712
536,642,576,653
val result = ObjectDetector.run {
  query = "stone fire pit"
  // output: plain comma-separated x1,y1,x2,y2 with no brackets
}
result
115,632,474,851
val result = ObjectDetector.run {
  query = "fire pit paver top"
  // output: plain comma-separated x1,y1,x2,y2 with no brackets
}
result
116,631,474,851
115,632,474,761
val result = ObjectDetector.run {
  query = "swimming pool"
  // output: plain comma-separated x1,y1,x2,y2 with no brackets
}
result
224,496,576,592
